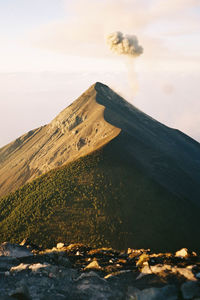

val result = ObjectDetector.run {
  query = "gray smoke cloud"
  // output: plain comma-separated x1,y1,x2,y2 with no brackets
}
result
107,31,143,57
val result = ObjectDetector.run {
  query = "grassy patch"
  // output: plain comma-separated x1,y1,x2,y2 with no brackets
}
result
0,146,199,251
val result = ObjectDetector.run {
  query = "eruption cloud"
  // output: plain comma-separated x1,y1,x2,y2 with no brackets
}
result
106,31,143,96
107,31,143,57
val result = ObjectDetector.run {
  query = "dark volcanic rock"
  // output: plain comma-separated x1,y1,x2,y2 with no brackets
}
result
0,243,32,258
181,281,200,299
127,285,178,300
1,242,200,299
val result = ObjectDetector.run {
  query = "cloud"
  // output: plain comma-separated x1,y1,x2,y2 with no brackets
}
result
28,0,200,70
107,32,143,57
106,31,143,95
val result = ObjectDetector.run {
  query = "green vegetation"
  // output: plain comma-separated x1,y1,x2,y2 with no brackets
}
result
0,145,199,251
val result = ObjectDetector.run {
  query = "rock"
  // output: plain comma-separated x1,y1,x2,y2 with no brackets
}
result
29,263,51,274
0,257,19,272
128,285,178,300
10,263,30,273
84,260,101,270
40,294,66,300
127,286,141,297
73,271,122,299
175,248,189,258
20,238,40,251
56,243,65,249
20,239,31,246
104,270,133,280
57,256,71,268
10,262,54,276
128,249,150,259
138,264,197,281
0,243,32,258
88,247,119,257
127,248,132,255
9,285,31,300
1,240,200,299
176,266,197,281
136,253,150,266
5,271,10,276
65,243,90,255
0,297,16,300
181,281,200,299
76,271,99,280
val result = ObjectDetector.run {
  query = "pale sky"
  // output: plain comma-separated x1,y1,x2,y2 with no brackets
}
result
0,0,200,147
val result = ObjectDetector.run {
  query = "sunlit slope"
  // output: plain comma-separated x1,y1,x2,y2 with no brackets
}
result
0,144,199,251
0,82,200,251
0,83,120,197
0,82,200,204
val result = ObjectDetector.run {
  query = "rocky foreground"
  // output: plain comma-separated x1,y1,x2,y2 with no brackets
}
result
1,241,200,300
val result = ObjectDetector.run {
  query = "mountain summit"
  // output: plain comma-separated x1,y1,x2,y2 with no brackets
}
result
0,82,200,250
0,82,200,201
0,82,120,197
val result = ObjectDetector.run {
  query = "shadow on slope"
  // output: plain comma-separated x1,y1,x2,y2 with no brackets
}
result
95,82,200,205
0,144,199,252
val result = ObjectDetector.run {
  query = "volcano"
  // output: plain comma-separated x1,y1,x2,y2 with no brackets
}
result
0,82,200,250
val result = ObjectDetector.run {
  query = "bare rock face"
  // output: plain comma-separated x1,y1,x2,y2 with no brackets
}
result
1,241,200,299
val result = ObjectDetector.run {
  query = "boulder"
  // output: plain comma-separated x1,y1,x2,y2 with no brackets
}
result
9,285,31,300
85,260,101,270
0,243,32,258
56,243,65,249
181,281,200,299
175,248,189,258
128,285,177,300
73,271,122,299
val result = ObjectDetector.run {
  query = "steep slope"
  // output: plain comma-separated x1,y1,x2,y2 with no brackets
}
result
0,84,120,197
0,82,200,204
95,83,200,205
0,82,200,251
0,145,200,251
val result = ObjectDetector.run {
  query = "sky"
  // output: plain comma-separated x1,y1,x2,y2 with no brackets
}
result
0,0,200,147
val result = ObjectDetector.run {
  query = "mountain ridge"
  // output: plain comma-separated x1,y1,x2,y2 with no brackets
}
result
0,82,120,197
1,143,200,251
0,82,200,250
0,82,200,202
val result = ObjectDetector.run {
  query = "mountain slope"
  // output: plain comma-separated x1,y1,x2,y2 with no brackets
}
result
0,82,200,251
0,83,120,197
0,82,200,205
0,145,200,251
95,83,200,205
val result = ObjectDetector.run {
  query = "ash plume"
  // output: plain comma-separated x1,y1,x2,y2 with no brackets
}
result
107,31,143,57
106,31,143,96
